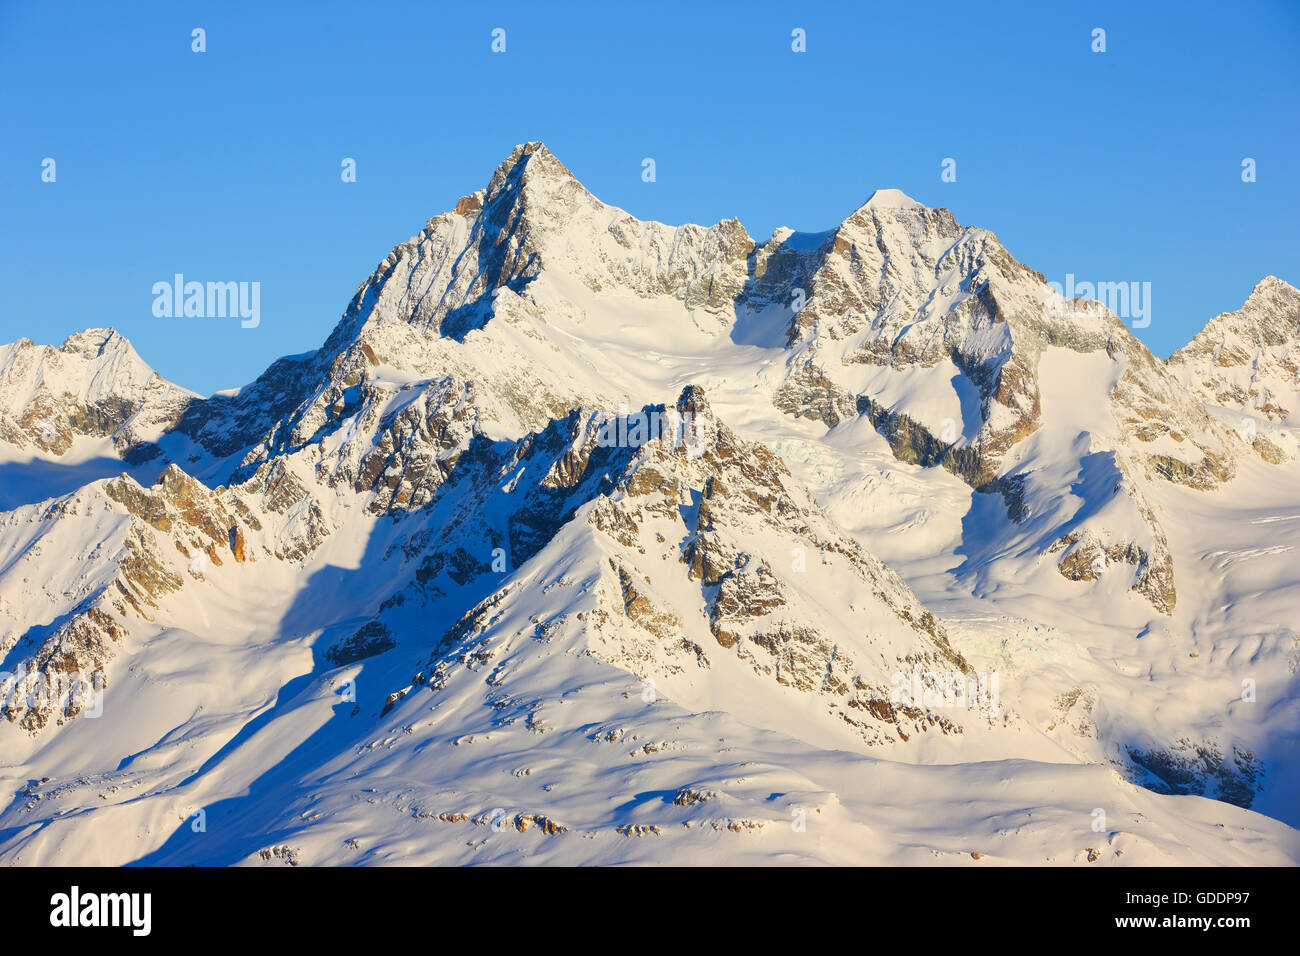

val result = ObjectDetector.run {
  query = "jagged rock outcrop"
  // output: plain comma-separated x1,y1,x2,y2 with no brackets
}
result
1168,275,1300,426
0,458,332,730
730,189,1263,613
0,329,195,457
373,386,976,748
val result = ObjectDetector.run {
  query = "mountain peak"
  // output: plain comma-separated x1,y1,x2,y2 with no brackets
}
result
1207,274,1300,330
860,188,923,210
60,327,135,360
486,141,583,198
1247,274,1299,303
675,384,712,417
1167,273,1300,422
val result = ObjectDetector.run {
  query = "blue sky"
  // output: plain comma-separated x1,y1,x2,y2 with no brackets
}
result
2,0,1296,396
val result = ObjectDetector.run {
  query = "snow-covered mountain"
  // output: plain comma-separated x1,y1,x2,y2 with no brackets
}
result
1168,275,1300,427
0,328,195,459
2,143,1298,866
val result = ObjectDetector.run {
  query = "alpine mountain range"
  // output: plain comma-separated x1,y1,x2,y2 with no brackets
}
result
1,142,1298,865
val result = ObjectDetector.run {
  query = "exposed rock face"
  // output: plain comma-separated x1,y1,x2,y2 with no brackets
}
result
615,389,969,744
779,199,1240,490
1168,275,1300,423
348,377,482,514
326,142,756,349
325,621,396,667
371,386,974,748
726,190,1269,614
1050,525,1176,616
0,329,195,457
0,457,332,730
172,351,329,466
1126,740,1265,810
750,196,1046,485
775,362,856,428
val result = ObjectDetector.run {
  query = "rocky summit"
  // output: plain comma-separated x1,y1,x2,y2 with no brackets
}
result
1,143,1299,866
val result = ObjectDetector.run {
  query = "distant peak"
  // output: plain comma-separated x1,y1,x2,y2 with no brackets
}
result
1249,275,1298,298
59,327,134,360
1229,274,1300,319
861,188,923,210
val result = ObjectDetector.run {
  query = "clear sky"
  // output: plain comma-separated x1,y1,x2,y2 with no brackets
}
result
2,0,1296,396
